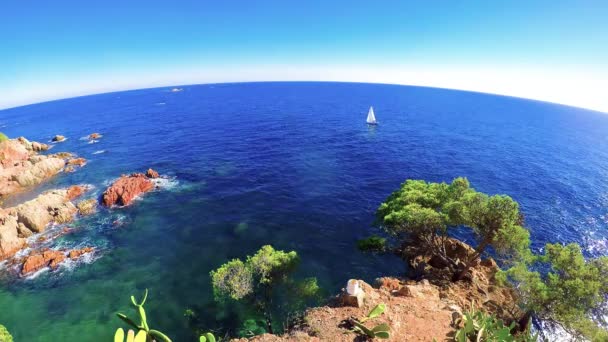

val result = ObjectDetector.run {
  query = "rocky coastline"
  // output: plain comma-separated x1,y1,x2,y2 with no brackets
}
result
0,135,162,277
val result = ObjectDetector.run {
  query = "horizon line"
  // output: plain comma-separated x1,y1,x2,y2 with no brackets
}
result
1,80,607,115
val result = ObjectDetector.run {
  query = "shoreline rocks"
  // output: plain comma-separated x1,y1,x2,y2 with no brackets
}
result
20,247,94,276
0,138,85,198
102,169,159,206
0,188,85,260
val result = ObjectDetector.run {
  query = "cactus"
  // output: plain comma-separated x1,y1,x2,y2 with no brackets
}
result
115,289,172,342
114,328,146,342
199,332,216,342
350,303,391,339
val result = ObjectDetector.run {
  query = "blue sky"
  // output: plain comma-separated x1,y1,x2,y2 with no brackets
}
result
2,0,607,111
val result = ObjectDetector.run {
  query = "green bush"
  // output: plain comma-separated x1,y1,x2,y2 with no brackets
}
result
0,132,8,143
211,245,321,335
357,235,387,252
0,324,13,342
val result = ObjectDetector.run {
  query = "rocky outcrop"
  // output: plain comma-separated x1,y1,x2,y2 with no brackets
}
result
67,158,86,167
89,133,101,140
145,168,159,179
20,247,94,275
233,279,455,342
77,199,97,216
0,138,82,198
102,171,159,206
21,249,65,275
52,135,66,142
0,189,80,260
17,136,50,152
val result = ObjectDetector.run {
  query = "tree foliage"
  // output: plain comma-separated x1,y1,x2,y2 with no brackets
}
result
377,177,530,280
0,132,8,143
0,324,13,342
210,245,318,335
499,243,608,340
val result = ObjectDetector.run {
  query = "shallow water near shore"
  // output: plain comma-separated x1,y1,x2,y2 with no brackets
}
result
1,82,608,341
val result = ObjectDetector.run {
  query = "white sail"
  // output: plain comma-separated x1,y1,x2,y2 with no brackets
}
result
366,106,377,124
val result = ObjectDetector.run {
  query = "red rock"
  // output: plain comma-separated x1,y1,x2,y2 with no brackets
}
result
145,168,160,179
89,133,101,140
68,247,94,259
67,157,87,166
21,249,66,275
66,185,86,201
102,173,154,206
375,277,402,291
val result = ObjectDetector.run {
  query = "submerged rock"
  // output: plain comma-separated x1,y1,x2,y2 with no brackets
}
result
102,173,155,207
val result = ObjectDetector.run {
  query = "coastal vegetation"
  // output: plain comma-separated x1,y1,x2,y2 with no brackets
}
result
0,132,8,143
115,289,173,342
454,305,537,342
375,177,608,340
0,324,12,342
498,243,608,341
377,177,530,281
210,245,321,335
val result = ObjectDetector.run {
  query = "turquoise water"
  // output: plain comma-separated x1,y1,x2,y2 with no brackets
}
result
1,82,608,340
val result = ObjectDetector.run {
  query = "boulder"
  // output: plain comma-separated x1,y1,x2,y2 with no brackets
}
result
89,133,101,140
77,199,97,216
31,141,50,151
16,137,50,152
14,189,75,233
52,135,66,142
145,168,160,179
102,173,154,206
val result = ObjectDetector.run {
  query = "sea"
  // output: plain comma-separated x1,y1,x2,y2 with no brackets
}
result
0,82,607,341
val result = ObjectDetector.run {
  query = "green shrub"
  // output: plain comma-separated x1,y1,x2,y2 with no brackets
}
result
0,324,13,342
357,235,387,252
211,245,321,335
0,132,8,143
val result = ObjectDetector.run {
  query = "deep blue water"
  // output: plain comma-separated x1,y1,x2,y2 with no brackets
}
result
1,82,608,341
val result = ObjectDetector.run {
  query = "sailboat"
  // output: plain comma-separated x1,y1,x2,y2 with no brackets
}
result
366,106,378,125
